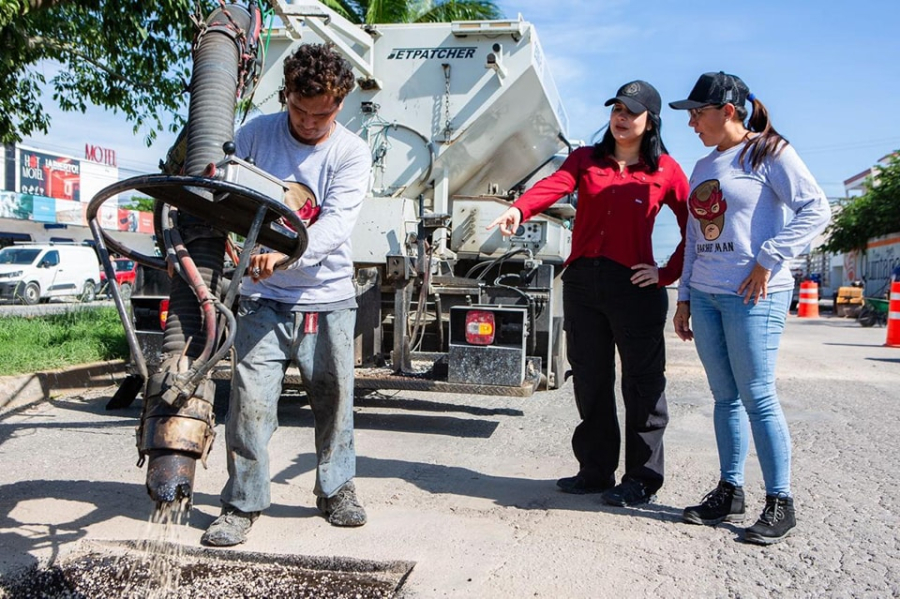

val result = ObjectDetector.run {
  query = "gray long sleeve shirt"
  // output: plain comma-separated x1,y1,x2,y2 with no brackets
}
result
678,141,831,301
235,113,371,306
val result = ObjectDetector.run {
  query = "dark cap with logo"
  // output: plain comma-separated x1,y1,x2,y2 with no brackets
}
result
604,80,661,116
669,71,750,110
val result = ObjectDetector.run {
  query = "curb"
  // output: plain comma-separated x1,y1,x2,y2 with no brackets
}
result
0,360,129,415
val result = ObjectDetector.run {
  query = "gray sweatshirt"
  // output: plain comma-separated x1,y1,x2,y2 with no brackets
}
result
235,113,371,306
678,141,831,301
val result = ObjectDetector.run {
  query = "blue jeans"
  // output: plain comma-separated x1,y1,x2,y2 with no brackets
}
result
690,289,792,496
221,298,357,513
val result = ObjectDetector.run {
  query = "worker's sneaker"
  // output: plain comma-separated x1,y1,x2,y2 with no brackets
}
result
744,494,796,545
601,479,657,507
317,481,367,527
682,481,745,526
201,506,259,547
556,474,614,495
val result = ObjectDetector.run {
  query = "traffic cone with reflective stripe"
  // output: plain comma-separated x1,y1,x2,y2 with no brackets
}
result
885,281,900,347
797,281,819,318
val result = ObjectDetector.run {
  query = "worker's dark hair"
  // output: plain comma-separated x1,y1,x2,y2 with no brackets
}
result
283,43,355,101
592,111,668,172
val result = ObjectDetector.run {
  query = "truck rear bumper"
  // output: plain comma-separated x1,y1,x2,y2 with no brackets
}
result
353,366,541,397
207,360,542,397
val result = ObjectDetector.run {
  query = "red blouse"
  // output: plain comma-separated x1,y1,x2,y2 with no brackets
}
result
513,147,689,287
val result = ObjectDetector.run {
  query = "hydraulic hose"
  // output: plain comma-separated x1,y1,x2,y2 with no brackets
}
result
142,3,255,507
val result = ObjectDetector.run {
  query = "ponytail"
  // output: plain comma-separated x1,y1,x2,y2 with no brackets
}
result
737,96,789,170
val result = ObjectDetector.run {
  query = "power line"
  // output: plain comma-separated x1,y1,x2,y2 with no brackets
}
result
795,137,900,156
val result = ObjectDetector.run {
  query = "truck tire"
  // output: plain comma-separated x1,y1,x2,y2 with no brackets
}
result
19,282,40,305
80,281,97,303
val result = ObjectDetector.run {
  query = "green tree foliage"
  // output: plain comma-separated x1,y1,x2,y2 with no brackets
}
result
0,0,210,145
320,0,501,24
119,196,156,212
823,152,900,253
1,0,501,146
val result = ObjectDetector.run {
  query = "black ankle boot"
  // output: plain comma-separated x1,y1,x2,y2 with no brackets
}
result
744,494,796,545
683,480,745,526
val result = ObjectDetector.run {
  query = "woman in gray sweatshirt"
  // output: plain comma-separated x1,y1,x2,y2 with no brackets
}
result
669,72,831,545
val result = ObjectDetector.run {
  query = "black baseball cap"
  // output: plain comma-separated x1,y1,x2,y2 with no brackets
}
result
669,71,750,110
604,80,661,116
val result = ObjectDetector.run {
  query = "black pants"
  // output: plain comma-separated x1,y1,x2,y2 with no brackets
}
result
562,257,669,492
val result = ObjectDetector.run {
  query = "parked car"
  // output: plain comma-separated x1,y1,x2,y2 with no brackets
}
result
0,244,100,304
98,257,138,300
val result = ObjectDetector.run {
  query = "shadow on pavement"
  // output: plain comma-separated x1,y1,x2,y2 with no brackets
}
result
269,452,683,523
0,479,152,575
275,397,503,439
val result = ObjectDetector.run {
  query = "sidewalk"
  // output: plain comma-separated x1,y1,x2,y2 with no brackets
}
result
0,360,128,415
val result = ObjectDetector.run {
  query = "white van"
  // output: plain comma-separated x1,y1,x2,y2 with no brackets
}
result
0,244,101,304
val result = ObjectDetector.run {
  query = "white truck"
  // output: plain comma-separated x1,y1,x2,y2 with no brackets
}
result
90,1,575,508
250,1,576,395
0,244,100,304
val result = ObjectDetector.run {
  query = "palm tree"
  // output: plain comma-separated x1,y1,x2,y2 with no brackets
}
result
320,0,503,24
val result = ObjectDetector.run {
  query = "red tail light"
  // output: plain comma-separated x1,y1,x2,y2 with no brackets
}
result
159,299,169,330
465,310,495,345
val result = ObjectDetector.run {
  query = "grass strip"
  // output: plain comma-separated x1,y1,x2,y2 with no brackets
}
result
0,307,128,376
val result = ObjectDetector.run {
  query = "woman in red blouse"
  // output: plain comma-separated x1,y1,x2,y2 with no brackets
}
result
489,80,689,507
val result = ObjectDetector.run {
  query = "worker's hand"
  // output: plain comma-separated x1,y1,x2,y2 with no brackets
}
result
673,302,693,341
737,263,771,304
486,207,522,237
248,252,287,281
630,263,659,288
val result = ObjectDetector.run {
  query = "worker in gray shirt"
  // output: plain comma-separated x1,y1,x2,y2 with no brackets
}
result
203,43,371,547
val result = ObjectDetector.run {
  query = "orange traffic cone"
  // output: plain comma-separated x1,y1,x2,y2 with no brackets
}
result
797,281,819,318
885,281,900,347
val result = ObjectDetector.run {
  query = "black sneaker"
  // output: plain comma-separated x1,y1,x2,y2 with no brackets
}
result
556,474,614,495
601,479,656,507
201,506,259,547
683,481,745,526
744,494,795,545
316,481,367,527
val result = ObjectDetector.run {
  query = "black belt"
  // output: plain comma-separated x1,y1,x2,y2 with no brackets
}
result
569,257,610,268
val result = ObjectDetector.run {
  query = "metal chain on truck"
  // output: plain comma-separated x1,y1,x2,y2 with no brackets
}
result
442,63,452,142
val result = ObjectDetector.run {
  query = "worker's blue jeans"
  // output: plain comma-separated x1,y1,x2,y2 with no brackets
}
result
689,289,792,496
221,298,357,513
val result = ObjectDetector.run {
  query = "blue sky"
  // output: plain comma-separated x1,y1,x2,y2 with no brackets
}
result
23,0,900,256
492,0,900,255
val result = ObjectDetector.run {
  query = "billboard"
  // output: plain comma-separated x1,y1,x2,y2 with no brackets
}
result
81,160,119,206
19,148,81,201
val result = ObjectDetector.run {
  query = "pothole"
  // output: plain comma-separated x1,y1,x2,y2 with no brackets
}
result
0,540,415,598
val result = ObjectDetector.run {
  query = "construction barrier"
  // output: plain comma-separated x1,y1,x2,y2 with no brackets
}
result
886,281,900,347
797,281,819,318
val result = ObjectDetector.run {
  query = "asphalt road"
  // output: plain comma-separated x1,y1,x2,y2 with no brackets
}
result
1,299,898,598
